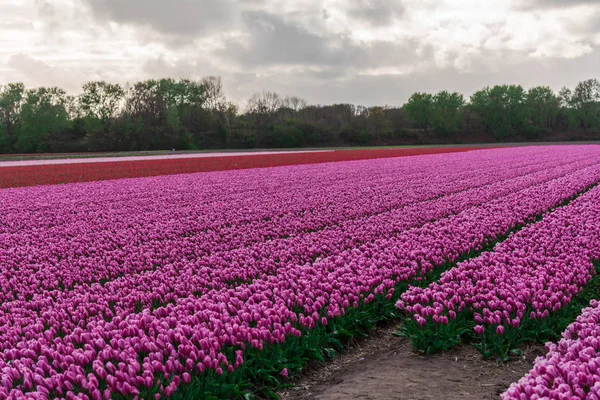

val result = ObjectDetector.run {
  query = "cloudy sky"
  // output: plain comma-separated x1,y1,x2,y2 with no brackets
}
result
1,0,599,107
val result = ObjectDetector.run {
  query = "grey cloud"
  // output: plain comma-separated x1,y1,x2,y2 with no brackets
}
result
35,0,62,32
517,0,600,9
220,11,349,67
218,10,422,72
7,54,92,92
36,0,55,19
223,46,600,106
3,0,599,107
141,56,203,79
8,53,57,82
581,11,600,33
345,0,405,26
83,0,235,36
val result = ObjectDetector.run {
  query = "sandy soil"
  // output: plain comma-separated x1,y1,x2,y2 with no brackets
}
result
279,324,545,400
0,150,333,167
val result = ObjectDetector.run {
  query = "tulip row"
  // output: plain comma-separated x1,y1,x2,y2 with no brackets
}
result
2,146,600,399
0,150,594,363
1,148,587,305
0,147,478,189
502,298,600,399
2,147,562,303
397,182,600,359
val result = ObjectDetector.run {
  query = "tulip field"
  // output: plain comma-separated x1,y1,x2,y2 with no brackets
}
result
503,299,600,399
2,145,600,399
0,147,473,189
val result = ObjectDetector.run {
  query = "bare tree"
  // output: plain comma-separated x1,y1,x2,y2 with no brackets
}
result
79,81,125,121
282,96,307,112
246,91,283,115
202,76,226,111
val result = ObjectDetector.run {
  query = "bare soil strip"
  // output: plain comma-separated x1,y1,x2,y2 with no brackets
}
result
0,150,334,167
280,324,544,400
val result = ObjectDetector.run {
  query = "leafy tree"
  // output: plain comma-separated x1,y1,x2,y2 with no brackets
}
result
432,91,465,136
264,120,306,148
526,86,559,130
0,83,25,152
470,85,527,139
404,92,434,130
77,81,125,151
569,79,600,129
15,87,70,153
123,79,207,150
1,76,600,153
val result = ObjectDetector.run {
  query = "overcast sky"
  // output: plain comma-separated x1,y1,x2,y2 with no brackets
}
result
1,0,599,107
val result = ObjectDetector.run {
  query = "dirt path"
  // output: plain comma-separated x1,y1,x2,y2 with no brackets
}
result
280,325,545,400
0,150,334,167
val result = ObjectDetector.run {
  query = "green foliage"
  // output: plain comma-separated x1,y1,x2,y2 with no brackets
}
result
340,126,370,145
432,91,465,136
568,79,600,130
473,262,600,361
0,77,599,154
169,280,403,400
0,125,11,153
404,92,434,130
400,184,600,362
263,119,328,148
470,85,528,140
526,86,559,132
0,82,25,150
15,87,70,153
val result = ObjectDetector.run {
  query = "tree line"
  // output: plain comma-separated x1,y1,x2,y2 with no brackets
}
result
1,77,599,153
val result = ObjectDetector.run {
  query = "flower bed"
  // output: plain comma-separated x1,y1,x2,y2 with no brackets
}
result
0,147,478,188
2,146,600,398
398,182,600,359
502,299,600,399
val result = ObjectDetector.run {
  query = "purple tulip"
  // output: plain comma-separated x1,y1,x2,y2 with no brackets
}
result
2,146,600,398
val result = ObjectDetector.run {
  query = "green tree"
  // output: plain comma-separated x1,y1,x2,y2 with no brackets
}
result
524,86,559,138
15,87,70,153
470,85,527,139
78,81,126,151
0,83,25,152
123,79,207,150
569,79,600,129
432,91,465,136
404,92,434,130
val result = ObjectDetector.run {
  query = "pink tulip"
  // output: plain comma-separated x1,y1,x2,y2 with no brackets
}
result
1,146,600,399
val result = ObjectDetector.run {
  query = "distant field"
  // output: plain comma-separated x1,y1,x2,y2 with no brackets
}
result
0,140,599,162
0,150,334,168
0,147,478,188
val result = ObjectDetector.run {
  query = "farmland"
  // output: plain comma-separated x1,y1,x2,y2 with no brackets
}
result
0,147,474,189
2,145,600,399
